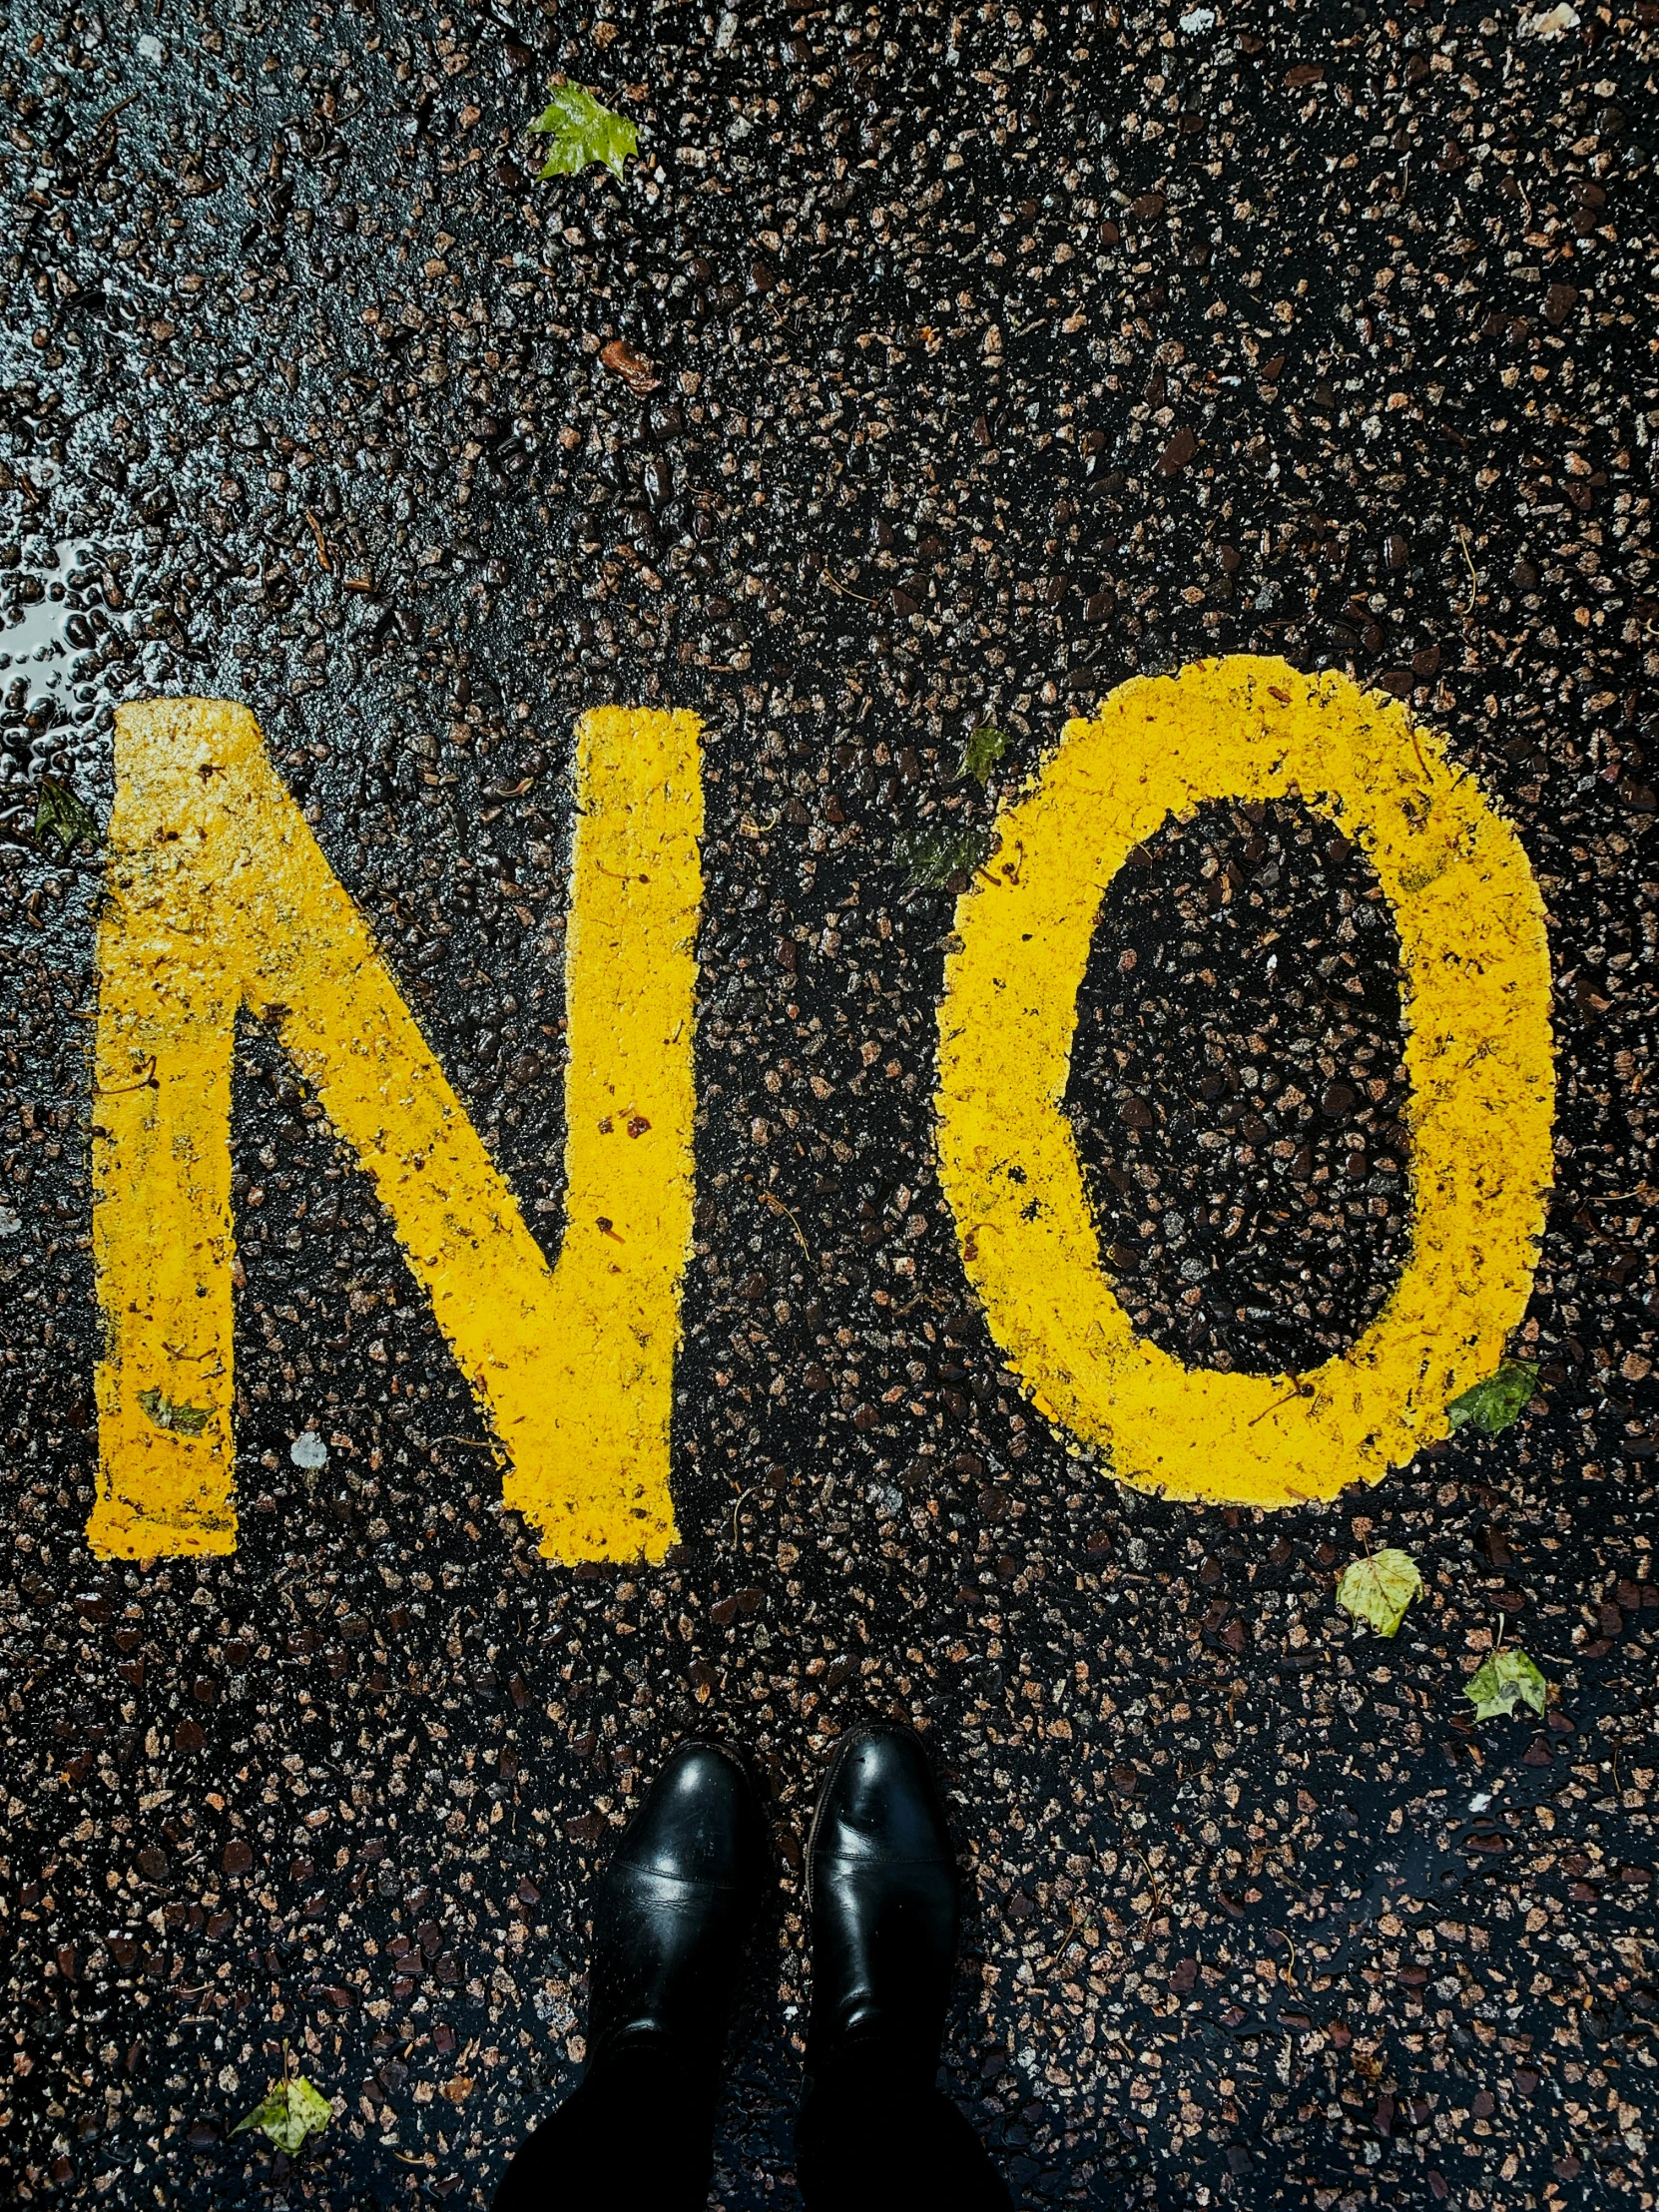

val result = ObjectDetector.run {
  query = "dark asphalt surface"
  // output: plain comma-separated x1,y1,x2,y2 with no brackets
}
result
3,0,1659,2205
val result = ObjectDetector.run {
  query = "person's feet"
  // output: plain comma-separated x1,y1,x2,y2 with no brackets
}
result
806,1723,959,2082
585,1739,769,2072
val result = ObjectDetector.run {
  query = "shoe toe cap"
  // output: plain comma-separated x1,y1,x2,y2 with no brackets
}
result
817,1727,952,1866
621,1741,766,1884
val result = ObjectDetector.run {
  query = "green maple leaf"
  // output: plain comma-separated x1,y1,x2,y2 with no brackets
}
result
527,82,638,181
1465,1647,1549,1723
1445,1361,1537,1438
1336,1548,1422,1638
35,777,99,855
234,2074,333,2154
960,725,1007,786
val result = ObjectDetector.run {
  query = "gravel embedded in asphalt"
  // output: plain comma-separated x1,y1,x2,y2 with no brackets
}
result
2,0,1657,2204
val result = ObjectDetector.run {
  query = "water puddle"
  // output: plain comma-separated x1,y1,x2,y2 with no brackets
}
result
0,537,102,713
0,537,121,838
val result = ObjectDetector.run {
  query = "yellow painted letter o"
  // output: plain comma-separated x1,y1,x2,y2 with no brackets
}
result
935,656,1555,1508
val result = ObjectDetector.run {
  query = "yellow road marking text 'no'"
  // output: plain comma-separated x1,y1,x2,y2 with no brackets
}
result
90,697,702,1564
935,656,1555,1508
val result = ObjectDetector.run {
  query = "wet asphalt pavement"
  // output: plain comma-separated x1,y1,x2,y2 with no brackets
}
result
3,0,1659,2205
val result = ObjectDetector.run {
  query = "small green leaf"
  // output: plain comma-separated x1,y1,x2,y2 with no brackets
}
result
286,2077,333,2139
233,2091,290,2141
960,725,1007,786
1464,1647,1549,1723
1445,1360,1537,1437
138,1386,211,1436
234,2074,333,2154
35,777,99,855
1336,1548,1422,1638
893,824,994,891
527,82,638,181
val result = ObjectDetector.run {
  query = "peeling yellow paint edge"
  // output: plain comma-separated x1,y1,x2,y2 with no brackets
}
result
934,655,1556,1508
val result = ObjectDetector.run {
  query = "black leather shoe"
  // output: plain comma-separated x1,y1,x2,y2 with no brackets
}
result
586,1739,769,2073
806,1724,959,2081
